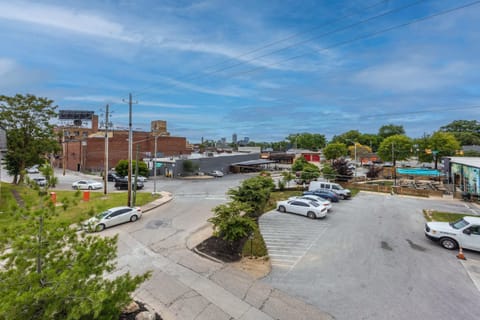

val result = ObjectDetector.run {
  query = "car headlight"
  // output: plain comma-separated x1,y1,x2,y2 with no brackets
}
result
430,229,437,234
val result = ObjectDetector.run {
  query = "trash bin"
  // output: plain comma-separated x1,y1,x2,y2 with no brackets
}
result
83,191,90,202
50,192,56,204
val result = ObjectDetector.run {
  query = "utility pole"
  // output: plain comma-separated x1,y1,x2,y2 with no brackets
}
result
133,144,139,206
103,104,109,195
62,129,66,176
154,135,158,194
128,93,133,207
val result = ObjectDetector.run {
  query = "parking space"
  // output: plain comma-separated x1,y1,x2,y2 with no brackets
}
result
259,211,330,272
260,192,480,320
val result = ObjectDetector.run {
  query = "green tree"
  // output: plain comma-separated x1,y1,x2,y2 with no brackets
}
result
286,133,326,150
323,143,348,160
208,202,257,243
358,133,381,152
439,120,480,146
300,165,320,182
377,135,413,165
378,124,405,139
182,159,199,174
0,94,60,184
281,171,296,188
321,163,337,180
115,160,149,177
228,175,275,217
330,130,362,145
0,174,150,319
425,132,461,169
291,156,309,172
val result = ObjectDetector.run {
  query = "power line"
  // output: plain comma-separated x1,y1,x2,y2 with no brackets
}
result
132,0,407,98
224,0,480,78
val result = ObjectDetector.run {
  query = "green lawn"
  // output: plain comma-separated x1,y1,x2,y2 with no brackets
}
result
0,182,161,225
423,209,478,222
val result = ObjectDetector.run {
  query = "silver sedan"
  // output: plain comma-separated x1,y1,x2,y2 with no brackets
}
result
277,199,327,219
82,206,143,232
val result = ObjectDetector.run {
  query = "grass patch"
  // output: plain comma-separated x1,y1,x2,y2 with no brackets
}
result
242,225,268,257
0,182,161,225
423,209,478,222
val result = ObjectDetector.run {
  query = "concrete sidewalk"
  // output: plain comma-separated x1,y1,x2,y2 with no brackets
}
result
132,192,334,320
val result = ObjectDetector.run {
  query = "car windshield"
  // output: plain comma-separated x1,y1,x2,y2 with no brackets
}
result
96,210,112,219
450,218,469,229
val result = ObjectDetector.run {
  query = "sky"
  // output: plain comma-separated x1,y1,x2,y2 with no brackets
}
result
0,0,479,143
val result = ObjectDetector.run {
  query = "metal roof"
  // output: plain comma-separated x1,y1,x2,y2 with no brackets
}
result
231,159,276,166
447,157,480,168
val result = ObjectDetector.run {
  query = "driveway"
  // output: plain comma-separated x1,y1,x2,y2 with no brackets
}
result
260,192,480,320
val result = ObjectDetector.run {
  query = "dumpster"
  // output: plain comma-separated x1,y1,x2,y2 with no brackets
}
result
83,191,90,202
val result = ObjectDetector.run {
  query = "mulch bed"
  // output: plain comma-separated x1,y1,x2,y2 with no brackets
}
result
119,301,162,320
195,236,247,262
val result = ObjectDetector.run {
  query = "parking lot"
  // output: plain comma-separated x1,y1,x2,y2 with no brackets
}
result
260,192,480,320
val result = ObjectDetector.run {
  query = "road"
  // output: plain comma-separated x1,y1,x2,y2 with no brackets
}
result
260,192,480,320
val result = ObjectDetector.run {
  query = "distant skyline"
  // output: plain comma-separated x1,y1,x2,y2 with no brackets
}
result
1,0,479,143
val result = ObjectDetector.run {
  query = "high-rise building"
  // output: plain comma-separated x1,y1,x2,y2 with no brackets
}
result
232,133,237,144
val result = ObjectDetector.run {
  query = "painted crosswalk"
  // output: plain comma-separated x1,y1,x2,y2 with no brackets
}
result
259,211,329,272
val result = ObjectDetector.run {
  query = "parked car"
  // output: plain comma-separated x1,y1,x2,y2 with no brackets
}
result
32,177,47,186
124,175,148,182
208,170,224,177
425,216,480,251
114,178,144,190
27,165,40,174
309,181,351,199
289,195,332,212
303,189,340,202
107,172,123,182
276,199,327,219
82,206,143,232
72,180,103,190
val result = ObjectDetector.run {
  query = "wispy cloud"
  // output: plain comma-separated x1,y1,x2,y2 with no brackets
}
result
64,95,197,109
0,2,139,42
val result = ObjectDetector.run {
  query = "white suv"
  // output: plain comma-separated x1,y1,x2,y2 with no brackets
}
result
424,216,480,251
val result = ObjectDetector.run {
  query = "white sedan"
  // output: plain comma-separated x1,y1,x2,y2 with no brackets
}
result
277,199,327,219
82,206,142,232
124,175,148,182
289,195,332,212
72,180,103,190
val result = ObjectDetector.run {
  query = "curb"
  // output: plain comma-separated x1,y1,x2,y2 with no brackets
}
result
192,247,224,264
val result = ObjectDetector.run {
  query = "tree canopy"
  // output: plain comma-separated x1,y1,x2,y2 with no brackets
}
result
378,124,405,139
377,135,413,165
0,94,60,184
323,142,347,160
0,166,150,319
439,120,480,146
286,133,326,150
115,160,149,177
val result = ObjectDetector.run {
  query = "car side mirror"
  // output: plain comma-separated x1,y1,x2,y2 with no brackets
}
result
463,228,472,235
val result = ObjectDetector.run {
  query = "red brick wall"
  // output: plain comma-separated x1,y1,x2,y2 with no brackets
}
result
64,132,190,172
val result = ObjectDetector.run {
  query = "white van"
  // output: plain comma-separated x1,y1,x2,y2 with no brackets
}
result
308,181,351,199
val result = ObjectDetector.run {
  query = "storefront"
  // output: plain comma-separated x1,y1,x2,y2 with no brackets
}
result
444,157,480,196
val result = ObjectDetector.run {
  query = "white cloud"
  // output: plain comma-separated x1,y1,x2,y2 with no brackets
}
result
352,60,470,92
0,2,139,42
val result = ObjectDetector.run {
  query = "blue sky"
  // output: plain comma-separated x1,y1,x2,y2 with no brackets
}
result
1,0,479,143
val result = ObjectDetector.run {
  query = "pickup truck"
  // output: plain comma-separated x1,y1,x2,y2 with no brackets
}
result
424,216,480,251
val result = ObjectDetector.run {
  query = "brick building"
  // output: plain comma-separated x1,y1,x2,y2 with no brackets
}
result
57,113,190,172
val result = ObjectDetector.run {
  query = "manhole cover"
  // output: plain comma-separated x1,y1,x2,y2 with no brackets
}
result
146,220,164,229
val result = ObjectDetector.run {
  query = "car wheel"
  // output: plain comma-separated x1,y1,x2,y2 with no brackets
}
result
440,237,458,250
95,224,105,232
307,211,316,219
88,186,93,190
278,206,286,213
130,215,138,222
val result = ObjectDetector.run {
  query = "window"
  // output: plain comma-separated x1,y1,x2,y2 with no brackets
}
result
469,225,480,235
